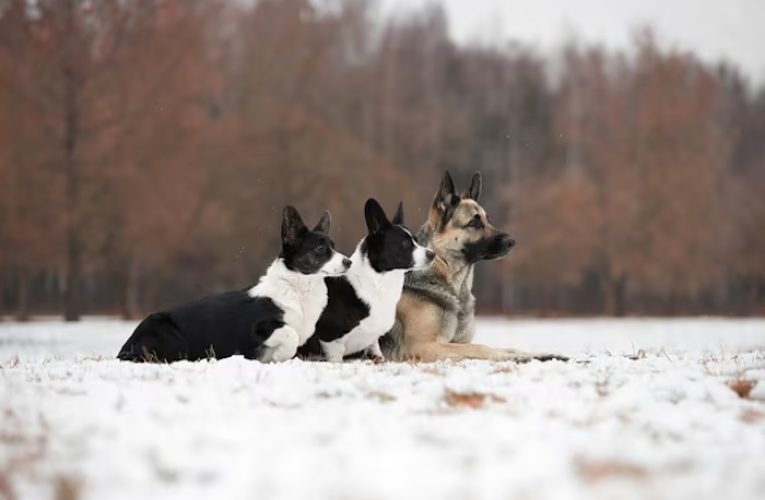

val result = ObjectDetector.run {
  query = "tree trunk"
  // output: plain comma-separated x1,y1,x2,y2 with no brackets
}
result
602,273,628,316
16,267,30,322
62,0,82,322
120,257,141,320
500,279,513,315
0,272,5,320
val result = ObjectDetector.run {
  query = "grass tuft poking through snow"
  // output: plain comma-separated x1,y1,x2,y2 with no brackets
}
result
0,317,764,500
442,389,505,410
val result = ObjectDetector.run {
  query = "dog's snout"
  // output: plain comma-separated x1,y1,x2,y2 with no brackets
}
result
425,249,436,262
497,234,515,250
342,258,352,269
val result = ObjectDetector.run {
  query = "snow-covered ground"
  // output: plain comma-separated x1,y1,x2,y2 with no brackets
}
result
1,317,764,500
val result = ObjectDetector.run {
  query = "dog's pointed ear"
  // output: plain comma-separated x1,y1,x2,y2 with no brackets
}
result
435,171,457,206
313,210,331,234
364,198,389,234
433,171,459,224
282,206,307,247
462,171,482,201
392,202,404,225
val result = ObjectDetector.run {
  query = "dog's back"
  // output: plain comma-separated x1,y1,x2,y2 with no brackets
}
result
117,312,188,362
117,291,285,362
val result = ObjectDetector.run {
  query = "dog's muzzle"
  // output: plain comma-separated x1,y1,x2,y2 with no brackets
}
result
486,234,515,260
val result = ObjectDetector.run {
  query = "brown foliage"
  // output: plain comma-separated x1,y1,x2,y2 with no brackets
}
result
0,3,763,318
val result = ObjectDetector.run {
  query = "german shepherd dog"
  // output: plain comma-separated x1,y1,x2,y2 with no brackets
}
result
382,171,566,362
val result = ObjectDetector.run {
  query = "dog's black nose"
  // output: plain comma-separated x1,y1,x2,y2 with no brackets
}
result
425,249,436,262
497,234,515,250
342,258,352,268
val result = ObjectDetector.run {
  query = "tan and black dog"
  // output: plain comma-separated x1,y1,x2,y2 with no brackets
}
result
382,171,566,362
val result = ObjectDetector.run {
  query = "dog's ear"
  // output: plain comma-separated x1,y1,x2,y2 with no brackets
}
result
313,210,331,234
364,198,389,234
462,171,482,201
282,206,307,247
392,202,404,225
433,171,459,224
435,171,457,206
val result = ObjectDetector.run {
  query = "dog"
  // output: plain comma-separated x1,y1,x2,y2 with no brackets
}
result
299,199,434,362
117,206,351,363
381,171,566,362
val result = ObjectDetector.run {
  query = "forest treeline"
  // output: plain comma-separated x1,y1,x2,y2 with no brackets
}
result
1,0,764,320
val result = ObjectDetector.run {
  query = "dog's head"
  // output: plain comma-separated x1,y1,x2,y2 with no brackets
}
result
361,198,435,273
422,171,515,264
280,206,351,275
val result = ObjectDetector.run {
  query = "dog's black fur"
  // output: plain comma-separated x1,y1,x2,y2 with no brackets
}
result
117,207,347,363
308,277,370,345
300,199,433,360
118,292,285,362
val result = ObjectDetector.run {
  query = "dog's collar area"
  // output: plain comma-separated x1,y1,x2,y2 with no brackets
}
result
347,243,406,290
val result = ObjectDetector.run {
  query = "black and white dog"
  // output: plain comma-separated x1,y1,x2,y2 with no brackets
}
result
117,206,351,363
301,199,434,362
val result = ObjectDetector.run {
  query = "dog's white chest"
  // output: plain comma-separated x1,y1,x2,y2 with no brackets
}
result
338,271,404,355
249,262,329,345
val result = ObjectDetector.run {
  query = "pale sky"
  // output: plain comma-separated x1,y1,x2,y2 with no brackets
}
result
380,0,765,84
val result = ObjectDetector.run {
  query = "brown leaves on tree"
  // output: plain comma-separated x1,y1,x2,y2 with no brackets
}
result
0,3,763,319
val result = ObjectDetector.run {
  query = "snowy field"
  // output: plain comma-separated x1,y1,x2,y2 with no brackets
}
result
1,318,765,500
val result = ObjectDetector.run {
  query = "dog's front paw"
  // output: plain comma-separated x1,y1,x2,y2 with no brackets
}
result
369,354,385,364
497,349,532,363
500,349,568,363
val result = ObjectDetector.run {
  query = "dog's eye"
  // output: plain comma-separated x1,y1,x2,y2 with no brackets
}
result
401,239,412,249
467,216,484,229
314,243,326,253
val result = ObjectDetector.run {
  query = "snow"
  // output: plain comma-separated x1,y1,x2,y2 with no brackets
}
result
1,317,764,500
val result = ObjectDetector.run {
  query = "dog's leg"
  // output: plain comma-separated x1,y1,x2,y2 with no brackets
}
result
320,339,346,363
260,326,300,362
394,295,568,363
365,340,384,363
401,341,523,362
404,341,568,363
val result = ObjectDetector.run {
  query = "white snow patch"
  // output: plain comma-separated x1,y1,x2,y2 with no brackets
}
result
1,317,764,500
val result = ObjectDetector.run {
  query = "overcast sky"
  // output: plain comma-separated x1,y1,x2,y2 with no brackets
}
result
380,0,765,84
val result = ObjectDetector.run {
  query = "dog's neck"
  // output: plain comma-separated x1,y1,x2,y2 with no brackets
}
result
417,221,475,296
248,258,323,298
348,239,407,291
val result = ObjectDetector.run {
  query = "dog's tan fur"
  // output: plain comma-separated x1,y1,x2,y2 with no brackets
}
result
383,171,564,363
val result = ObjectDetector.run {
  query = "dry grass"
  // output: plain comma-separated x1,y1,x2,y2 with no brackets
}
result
627,347,647,361
0,469,17,500
491,366,517,374
576,458,648,483
421,366,446,377
729,379,756,399
741,409,765,424
443,389,505,409
366,391,396,403
54,475,82,500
